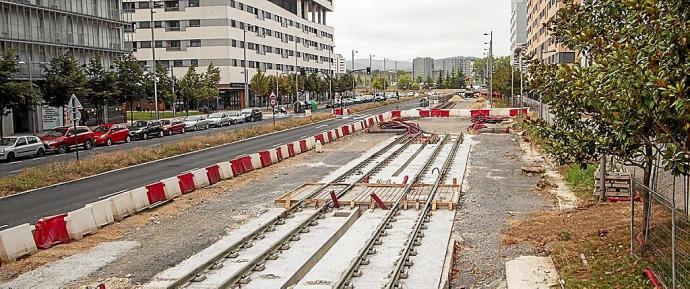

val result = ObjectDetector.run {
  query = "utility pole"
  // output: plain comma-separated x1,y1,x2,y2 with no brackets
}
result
243,26,249,108
295,38,299,103
369,54,375,92
383,58,387,93
149,0,159,120
328,48,332,102
489,31,494,108
394,60,398,96
511,53,515,107
351,50,358,95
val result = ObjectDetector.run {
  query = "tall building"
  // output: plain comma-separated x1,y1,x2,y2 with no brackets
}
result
526,0,576,64
412,57,433,80
433,56,474,78
1,0,128,136
124,0,335,109
510,0,527,67
334,53,346,75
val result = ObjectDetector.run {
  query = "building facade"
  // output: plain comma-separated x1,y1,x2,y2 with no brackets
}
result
412,57,433,80
1,0,128,136
510,0,527,67
433,56,473,79
333,53,345,75
526,0,576,64
124,0,335,109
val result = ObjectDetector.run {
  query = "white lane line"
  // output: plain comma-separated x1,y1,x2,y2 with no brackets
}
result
316,124,329,128
299,135,308,139
273,143,282,148
9,170,22,174
8,160,23,164
0,224,8,230
98,189,128,200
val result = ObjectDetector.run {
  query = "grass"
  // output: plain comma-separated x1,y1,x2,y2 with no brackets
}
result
129,111,204,121
0,98,411,197
562,164,598,201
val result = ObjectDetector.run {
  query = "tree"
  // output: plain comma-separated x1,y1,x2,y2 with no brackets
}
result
0,51,37,137
84,56,118,124
472,57,488,86
202,63,221,108
526,0,690,238
114,54,145,123
178,66,203,114
153,63,174,111
249,71,270,105
436,70,444,88
397,74,413,90
424,76,433,89
372,75,388,91
41,53,86,107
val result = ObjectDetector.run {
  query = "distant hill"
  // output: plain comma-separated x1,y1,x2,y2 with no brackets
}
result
345,59,413,72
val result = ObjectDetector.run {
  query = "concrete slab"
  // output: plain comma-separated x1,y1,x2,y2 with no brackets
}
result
320,136,398,184
144,208,286,288
401,210,456,289
372,144,423,183
351,210,420,288
444,144,470,185
294,210,389,289
398,144,438,184
505,256,559,289
243,209,360,289
340,144,403,184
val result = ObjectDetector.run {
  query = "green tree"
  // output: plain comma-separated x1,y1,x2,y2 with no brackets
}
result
202,63,221,108
424,76,433,89
372,75,388,91
114,54,145,123
84,56,118,124
250,71,271,104
41,53,86,107
0,51,38,137
153,63,174,110
179,66,203,114
436,70,444,88
397,74,413,90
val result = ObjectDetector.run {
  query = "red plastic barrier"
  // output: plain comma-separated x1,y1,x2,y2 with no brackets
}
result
471,109,490,118
240,155,254,172
370,193,388,209
334,129,340,138
287,143,296,157
259,151,273,167
440,110,450,117
509,108,529,117
206,165,222,185
33,214,70,249
368,118,375,126
327,131,334,142
334,108,342,115
419,110,431,117
642,268,663,289
314,134,325,145
178,173,196,194
391,110,401,118
342,125,350,135
378,114,384,122
330,191,340,209
430,109,441,117
230,159,245,176
608,192,641,203
276,147,283,161
146,182,167,204
299,139,308,152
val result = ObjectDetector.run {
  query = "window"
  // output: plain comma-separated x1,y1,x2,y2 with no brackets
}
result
188,0,199,7
155,41,163,48
232,59,238,67
232,39,237,47
138,2,150,9
154,21,162,28
189,19,200,27
28,137,38,144
16,138,27,146
140,41,152,48
189,39,201,47
191,59,199,66
139,21,151,29
173,60,183,67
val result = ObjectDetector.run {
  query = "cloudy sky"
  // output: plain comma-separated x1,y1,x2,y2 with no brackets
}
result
329,0,511,62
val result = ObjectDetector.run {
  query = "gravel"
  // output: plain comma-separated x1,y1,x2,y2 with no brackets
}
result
451,134,553,288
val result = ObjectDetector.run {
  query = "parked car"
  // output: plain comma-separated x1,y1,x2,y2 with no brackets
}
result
0,136,45,162
40,126,95,154
388,92,399,99
406,92,415,97
161,119,186,135
208,112,231,127
182,115,209,131
129,120,163,140
326,98,341,108
374,93,386,102
241,108,263,122
93,123,131,146
227,111,245,125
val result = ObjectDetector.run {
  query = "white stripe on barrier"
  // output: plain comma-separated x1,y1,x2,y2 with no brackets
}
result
192,168,211,188
130,187,151,212
65,207,98,240
268,150,278,164
0,223,37,263
292,141,303,154
85,199,115,228
280,144,291,159
161,177,182,200
109,191,137,221
216,162,234,180
249,153,262,169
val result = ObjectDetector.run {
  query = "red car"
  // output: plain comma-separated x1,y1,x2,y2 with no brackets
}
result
161,119,186,135
93,123,131,146
40,126,95,154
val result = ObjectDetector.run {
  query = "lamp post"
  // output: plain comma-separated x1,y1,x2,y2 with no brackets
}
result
351,50,358,95
243,26,250,108
369,54,375,92
295,38,299,104
383,58,387,94
149,0,159,120
484,31,493,108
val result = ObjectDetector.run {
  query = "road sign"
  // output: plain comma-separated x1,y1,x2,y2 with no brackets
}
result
270,92,276,100
68,94,83,110
270,99,277,106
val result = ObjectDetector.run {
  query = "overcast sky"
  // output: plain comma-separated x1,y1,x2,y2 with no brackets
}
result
329,0,511,62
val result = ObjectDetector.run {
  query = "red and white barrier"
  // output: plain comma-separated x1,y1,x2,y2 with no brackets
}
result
85,199,115,228
205,165,222,185
161,176,182,199
269,149,278,164
32,214,70,249
109,192,137,221
177,172,196,194
65,207,98,240
191,168,210,188
0,224,37,262
217,162,234,179
249,153,263,169
130,187,151,212
399,108,530,118
146,182,168,204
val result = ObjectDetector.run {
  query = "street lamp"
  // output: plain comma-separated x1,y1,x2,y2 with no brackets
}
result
351,50,358,95
483,31,493,108
243,25,251,108
369,54,375,92
149,0,159,120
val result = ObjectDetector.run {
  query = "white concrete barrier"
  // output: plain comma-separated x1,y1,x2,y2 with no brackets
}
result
401,109,420,118
280,144,291,159
161,176,182,200
268,150,278,164
130,187,151,212
109,191,137,221
322,132,330,143
191,168,211,188
292,141,303,154
315,141,325,153
65,207,98,240
0,224,37,262
248,153,262,169
86,199,115,228
217,162,234,180
383,111,393,121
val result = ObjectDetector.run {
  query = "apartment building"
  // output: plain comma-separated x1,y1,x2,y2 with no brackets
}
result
433,56,474,79
333,53,345,75
526,0,576,64
510,0,527,68
124,0,335,109
0,0,128,136
412,57,433,80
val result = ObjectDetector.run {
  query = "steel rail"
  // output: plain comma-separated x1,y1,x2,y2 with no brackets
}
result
385,133,463,289
165,132,420,288
336,134,455,289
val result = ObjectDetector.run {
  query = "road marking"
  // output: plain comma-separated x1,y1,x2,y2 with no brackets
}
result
316,124,329,128
300,135,308,139
8,160,23,164
9,170,22,174
273,143,282,148
98,189,128,200
0,224,7,230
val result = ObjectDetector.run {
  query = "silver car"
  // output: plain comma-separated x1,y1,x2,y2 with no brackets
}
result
208,112,231,127
227,111,245,125
0,136,46,162
182,115,210,131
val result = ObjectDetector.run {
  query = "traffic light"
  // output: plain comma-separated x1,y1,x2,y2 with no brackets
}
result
366,67,371,75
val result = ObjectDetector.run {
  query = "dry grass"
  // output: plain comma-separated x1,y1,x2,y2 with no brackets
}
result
0,99,408,197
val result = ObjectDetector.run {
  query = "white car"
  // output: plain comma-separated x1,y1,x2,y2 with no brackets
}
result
0,136,45,162
207,112,231,127
227,111,245,124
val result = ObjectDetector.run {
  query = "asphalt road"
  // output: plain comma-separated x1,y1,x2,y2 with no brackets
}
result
0,106,338,177
0,99,419,227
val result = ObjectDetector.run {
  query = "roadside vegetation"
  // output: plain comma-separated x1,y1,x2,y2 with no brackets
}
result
130,111,204,121
0,98,409,197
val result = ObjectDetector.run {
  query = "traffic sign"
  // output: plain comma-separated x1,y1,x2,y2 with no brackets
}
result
68,94,83,110
270,92,276,100
270,99,277,106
